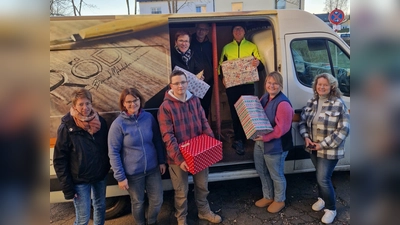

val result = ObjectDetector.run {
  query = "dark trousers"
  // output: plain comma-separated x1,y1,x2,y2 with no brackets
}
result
225,84,255,142
200,84,213,119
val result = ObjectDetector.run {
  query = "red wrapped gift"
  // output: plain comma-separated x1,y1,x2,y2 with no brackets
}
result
179,134,223,174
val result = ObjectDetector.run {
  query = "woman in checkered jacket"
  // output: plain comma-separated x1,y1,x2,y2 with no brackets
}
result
299,73,350,224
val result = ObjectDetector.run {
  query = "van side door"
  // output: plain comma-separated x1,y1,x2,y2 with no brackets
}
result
284,33,350,172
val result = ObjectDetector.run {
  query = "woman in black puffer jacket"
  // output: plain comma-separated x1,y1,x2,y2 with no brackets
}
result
53,88,110,225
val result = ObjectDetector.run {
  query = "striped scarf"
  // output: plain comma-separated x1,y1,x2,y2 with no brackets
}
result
175,46,192,67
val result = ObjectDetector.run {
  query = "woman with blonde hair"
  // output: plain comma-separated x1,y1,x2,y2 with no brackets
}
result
253,71,294,214
299,73,350,224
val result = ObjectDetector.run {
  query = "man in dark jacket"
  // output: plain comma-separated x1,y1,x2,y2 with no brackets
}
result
191,23,214,118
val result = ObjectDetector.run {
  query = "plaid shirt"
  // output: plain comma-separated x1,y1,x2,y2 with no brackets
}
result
157,90,214,165
298,96,350,159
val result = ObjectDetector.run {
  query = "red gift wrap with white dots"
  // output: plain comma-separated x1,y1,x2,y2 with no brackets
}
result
179,134,223,175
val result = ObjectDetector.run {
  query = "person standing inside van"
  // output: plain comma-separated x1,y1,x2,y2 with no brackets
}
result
253,72,293,214
191,23,214,118
108,88,166,225
53,88,110,225
219,23,264,155
299,73,350,224
171,30,203,77
158,70,222,225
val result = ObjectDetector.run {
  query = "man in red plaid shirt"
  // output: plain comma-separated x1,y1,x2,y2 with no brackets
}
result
157,70,222,225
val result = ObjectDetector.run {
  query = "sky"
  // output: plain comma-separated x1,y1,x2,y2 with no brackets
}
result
78,0,349,16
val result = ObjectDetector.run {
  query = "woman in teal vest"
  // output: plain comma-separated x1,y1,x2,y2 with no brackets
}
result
253,71,294,214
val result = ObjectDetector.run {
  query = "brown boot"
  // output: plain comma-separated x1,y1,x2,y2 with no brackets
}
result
255,198,274,208
267,201,285,213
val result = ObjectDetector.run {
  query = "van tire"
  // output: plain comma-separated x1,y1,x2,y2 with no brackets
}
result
104,196,130,220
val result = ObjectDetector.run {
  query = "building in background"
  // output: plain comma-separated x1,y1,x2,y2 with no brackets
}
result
215,0,304,12
137,0,304,14
137,0,214,14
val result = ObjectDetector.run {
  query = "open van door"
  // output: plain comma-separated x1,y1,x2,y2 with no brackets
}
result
284,33,350,172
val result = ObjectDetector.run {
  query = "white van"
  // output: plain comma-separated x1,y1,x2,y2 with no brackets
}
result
50,9,350,219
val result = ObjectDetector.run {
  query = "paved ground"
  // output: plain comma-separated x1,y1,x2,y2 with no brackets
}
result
50,171,350,225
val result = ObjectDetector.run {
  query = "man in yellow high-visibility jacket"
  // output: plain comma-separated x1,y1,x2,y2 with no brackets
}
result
219,23,264,155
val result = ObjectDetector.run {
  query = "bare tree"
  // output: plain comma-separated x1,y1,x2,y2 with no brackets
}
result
324,0,348,13
50,0,96,16
50,0,71,16
126,0,130,15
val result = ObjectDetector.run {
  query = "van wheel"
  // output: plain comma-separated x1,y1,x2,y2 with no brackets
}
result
104,196,130,220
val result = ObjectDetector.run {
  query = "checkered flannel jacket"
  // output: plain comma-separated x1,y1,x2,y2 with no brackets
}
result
298,97,350,160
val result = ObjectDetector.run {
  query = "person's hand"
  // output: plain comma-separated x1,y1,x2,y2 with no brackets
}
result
253,135,263,142
196,70,205,81
305,137,313,147
74,193,78,199
252,58,260,67
313,143,322,150
159,164,166,175
179,161,189,172
118,179,129,191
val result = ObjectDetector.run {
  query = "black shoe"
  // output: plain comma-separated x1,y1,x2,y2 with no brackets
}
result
234,140,245,155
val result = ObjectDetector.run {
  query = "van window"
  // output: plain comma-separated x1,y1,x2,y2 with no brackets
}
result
290,39,350,96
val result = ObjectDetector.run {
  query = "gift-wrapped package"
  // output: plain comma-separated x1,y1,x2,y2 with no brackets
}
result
173,66,210,99
220,56,259,88
179,134,223,174
234,95,273,139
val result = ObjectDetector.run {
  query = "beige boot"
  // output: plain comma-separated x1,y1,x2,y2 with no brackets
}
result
198,210,222,223
267,201,285,213
255,198,274,208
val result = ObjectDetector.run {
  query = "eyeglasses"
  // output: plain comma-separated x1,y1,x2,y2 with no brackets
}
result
171,81,188,86
124,98,140,104
266,82,280,87
177,40,189,43
197,28,209,32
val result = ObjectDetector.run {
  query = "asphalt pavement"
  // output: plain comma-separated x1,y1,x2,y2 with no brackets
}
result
50,171,350,225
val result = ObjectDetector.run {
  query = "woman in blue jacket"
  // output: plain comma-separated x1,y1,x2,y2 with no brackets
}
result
108,88,166,225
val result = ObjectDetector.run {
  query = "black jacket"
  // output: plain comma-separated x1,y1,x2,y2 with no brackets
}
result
53,112,110,200
171,47,203,75
190,33,214,85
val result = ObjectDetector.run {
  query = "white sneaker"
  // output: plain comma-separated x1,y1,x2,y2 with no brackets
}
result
321,209,337,224
312,197,325,211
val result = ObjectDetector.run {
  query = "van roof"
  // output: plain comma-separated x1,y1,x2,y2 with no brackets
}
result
50,10,333,37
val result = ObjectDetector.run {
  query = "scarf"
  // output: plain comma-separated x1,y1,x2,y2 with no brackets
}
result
175,46,192,67
70,107,101,135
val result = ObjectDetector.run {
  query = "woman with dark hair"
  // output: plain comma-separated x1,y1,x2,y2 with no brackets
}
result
299,73,350,224
171,30,203,75
53,88,110,225
108,88,166,225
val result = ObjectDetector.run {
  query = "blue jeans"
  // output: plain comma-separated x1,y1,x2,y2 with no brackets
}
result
168,164,210,221
254,141,288,202
73,177,107,225
310,152,339,210
126,168,163,225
